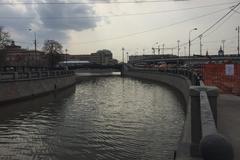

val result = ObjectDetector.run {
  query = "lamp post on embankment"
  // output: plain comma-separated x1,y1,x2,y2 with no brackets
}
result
27,28,37,67
121,47,125,76
236,26,240,56
189,28,197,66
177,40,180,66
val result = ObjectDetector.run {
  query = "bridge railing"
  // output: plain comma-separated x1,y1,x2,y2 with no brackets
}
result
0,70,75,82
125,65,234,160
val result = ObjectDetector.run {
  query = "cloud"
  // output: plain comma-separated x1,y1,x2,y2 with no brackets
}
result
36,0,102,31
0,0,105,46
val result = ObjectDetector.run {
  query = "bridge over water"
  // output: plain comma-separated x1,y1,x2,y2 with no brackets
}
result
129,54,240,65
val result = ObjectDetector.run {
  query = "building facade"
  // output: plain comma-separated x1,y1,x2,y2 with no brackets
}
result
2,41,47,67
68,51,118,65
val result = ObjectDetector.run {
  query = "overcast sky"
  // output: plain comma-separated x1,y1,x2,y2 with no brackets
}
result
1,0,240,60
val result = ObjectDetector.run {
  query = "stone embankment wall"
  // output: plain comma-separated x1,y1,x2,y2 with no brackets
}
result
124,69,233,160
124,70,191,106
0,71,76,103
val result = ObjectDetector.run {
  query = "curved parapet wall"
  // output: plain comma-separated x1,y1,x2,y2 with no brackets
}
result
124,70,191,107
0,71,76,104
124,69,234,160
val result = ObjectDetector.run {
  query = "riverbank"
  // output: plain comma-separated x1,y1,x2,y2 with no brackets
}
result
123,68,234,160
0,76,184,160
0,71,76,104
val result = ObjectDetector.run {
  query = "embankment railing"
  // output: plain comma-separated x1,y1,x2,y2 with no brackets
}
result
125,66,234,160
0,70,75,82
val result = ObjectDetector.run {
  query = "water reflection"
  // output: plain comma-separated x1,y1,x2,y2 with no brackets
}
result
0,77,184,160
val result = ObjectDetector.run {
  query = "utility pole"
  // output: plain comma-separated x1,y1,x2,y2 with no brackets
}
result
122,47,125,63
189,28,197,66
199,34,202,56
121,47,125,76
184,46,186,56
177,40,180,56
222,40,225,53
34,32,37,66
27,29,37,67
158,45,160,55
237,26,240,56
162,43,165,55
65,49,68,68
177,40,180,66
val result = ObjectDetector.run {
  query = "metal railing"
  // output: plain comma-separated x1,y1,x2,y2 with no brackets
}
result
0,70,75,82
127,66,200,85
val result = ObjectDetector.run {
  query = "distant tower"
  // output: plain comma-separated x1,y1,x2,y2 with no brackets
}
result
218,45,224,56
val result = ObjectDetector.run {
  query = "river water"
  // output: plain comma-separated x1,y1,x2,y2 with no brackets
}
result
0,77,184,160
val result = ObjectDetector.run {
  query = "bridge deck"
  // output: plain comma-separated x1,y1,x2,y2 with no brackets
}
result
218,94,240,160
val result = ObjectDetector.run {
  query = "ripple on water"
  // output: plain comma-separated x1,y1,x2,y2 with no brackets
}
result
0,77,184,160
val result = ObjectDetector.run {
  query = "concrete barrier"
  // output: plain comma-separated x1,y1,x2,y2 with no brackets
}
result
190,85,234,160
0,71,76,103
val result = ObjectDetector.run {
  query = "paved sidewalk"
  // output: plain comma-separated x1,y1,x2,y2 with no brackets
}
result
218,94,240,160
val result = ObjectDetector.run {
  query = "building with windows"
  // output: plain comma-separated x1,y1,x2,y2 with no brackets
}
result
2,41,47,67
68,50,118,65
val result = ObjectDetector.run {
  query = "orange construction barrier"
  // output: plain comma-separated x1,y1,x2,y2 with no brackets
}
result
202,64,240,95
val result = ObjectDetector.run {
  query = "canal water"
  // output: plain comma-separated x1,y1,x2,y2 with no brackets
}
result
0,77,184,160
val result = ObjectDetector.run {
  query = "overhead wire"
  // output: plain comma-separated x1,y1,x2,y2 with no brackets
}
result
233,9,240,14
201,10,237,40
187,2,240,45
0,0,218,5
6,1,240,53
0,2,236,19
177,1,240,49
14,6,230,46
64,7,231,44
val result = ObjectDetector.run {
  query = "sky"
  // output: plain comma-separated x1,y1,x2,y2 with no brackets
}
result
0,0,240,61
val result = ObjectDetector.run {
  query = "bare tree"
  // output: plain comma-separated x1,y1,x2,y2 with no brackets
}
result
42,40,63,54
42,40,63,68
0,26,11,66
0,26,11,49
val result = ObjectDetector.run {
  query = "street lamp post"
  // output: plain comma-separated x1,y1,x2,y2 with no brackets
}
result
34,32,37,66
199,34,203,56
122,47,125,63
121,47,125,76
188,28,197,66
177,40,180,66
27,29,37,67
65,49,68,69
237,26,240,56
